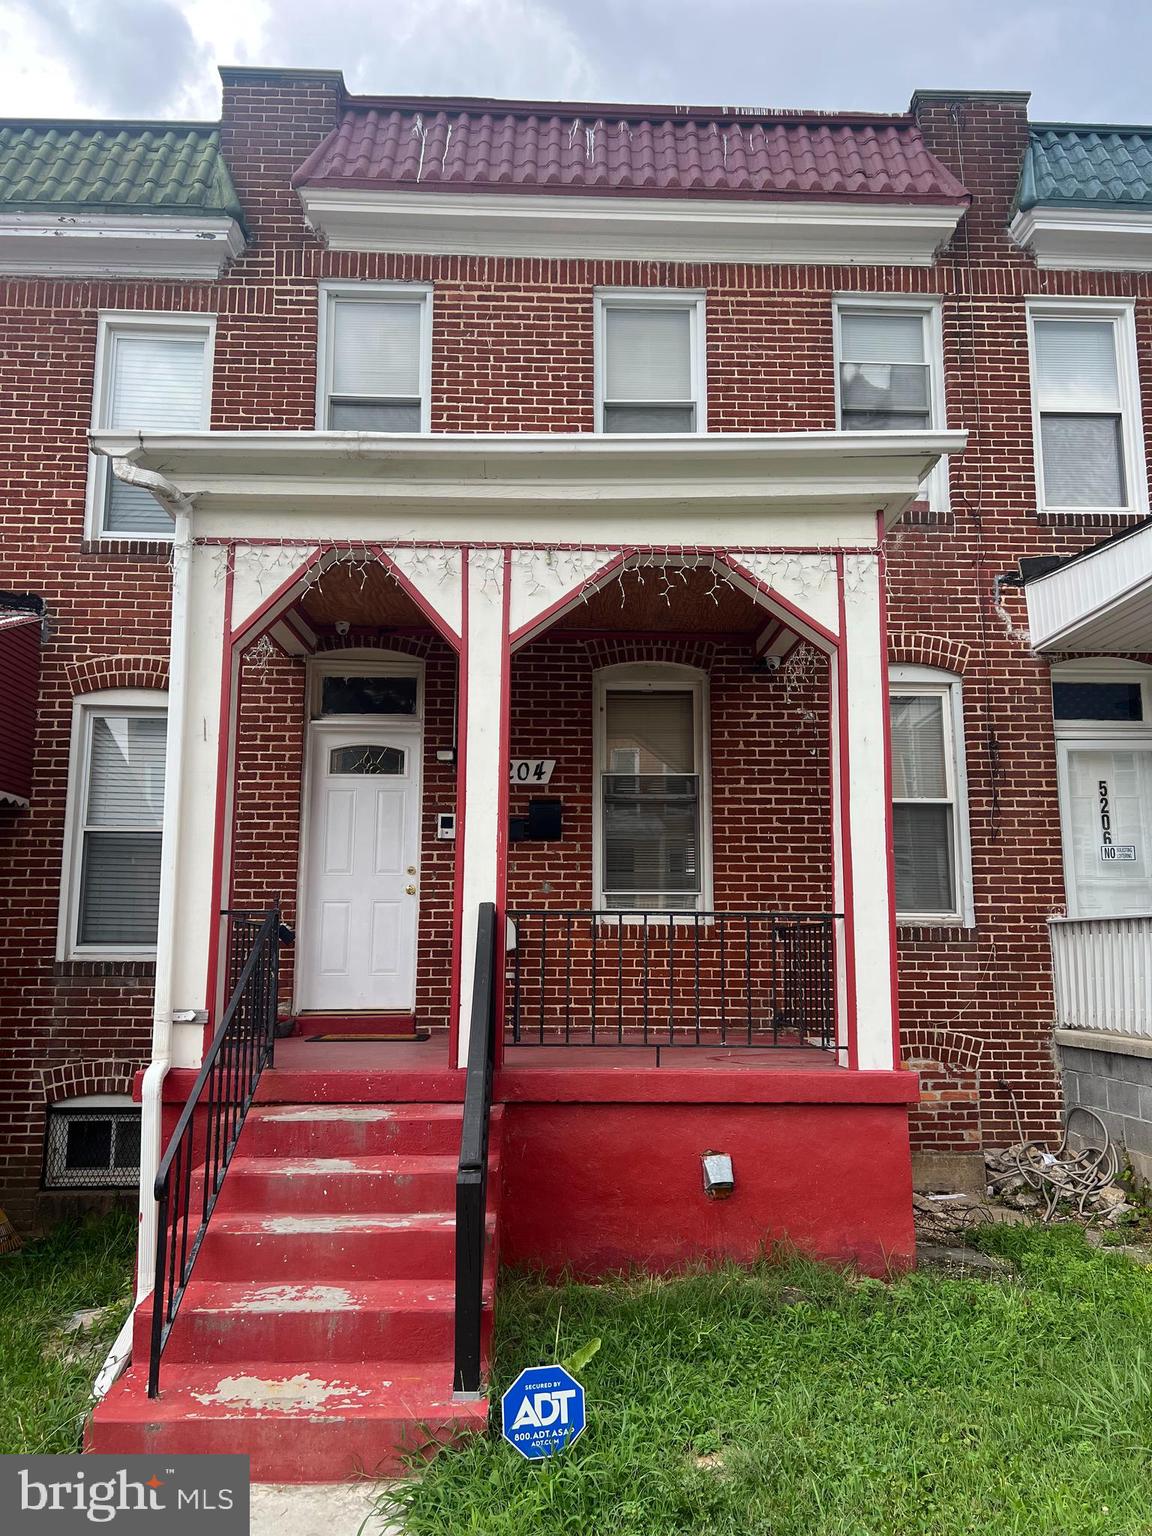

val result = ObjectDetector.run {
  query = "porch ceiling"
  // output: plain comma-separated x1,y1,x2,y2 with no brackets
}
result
90,429,966,531
298,561,433,630
553,567,768,633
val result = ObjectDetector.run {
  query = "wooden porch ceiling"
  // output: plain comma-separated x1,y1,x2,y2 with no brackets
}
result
297,561,430,630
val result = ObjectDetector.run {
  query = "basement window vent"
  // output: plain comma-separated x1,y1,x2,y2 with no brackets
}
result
43,1097,141,1190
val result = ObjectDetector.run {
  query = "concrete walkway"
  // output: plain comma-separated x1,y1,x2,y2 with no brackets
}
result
251,1483,401,1536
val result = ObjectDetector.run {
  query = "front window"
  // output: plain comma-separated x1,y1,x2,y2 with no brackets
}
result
596,293,705,433
835,299,947,508
90,316,213,539
1028,303,1146,515
65,703,167,955
596,673,708,911
889,671,971,924
320,285,431,431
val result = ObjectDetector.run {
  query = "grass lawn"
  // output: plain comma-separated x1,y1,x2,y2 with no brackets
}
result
393,1226,1152,1536
0,1211,135,1455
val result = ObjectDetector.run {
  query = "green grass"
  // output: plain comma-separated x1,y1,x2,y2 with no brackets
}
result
392,1227,1152,1536
0,1211,136,1455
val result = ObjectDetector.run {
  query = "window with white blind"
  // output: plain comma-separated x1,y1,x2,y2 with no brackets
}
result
60,695,167,957
595,292,705,433
594,666,710,911
318,283,432,432
835,298,947,509
1028,301,1147,515
889,668,972,925
88,315,213,539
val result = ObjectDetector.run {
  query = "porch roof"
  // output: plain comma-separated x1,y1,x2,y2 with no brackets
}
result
90,429,965,533
1024,517,1152,652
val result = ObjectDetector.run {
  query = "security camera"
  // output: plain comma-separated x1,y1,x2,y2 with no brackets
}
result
760,654,782,673
334,620,351,637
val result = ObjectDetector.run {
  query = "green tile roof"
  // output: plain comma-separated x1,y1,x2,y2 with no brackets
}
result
0,123,244,221
1019,125,1152,210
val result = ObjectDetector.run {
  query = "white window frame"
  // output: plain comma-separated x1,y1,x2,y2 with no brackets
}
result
316,281,433,433
889,665,973,927
57,689,168,961
592,662,712,914
834,295,948,512
85,311,215,542
1026,297,1148,518
594,289,707,435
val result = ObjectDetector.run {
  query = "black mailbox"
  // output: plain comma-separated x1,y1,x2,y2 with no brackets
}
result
527,798,563,841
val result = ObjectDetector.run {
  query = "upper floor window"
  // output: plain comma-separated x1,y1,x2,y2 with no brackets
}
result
595,292,705,433
835,297,947,509
1028,301,1147,516
59,693,167,958
889,667,973,926
318,283,432,432
88,314,213,540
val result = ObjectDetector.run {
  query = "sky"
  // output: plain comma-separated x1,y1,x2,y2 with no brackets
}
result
0,0,1149,125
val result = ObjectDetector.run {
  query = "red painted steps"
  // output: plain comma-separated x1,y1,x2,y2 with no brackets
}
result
89,1102,502,1481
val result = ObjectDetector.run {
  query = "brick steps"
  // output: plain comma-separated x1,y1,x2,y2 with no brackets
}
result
89,1102,502,1480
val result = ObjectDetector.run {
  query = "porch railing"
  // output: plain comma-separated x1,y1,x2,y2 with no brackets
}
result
1050,914,1152,1039
147,907,281,1398
505,909,840,1051
453,902,498,1396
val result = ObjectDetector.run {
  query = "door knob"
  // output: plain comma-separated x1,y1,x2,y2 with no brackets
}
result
406,884,417,895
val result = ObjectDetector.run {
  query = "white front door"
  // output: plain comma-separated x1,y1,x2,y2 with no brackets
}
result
1059,743,1152,917
298,726,422,1012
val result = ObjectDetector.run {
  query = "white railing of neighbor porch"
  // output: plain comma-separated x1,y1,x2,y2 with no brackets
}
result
1049,916,1152,1039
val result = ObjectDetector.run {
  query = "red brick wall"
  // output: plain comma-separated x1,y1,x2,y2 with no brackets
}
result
3,72,1145,1219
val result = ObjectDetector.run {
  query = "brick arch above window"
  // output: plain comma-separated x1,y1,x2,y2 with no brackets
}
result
68,654,169,695
888,632,971,676
900,1027,984,1074
583,637,716,673
314,633,433,659
40,1057,140,1103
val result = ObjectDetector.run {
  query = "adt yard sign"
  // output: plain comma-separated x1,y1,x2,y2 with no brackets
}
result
501,1365,586,1459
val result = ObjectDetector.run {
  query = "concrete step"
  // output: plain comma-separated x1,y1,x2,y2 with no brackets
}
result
133,1276,494,1364
88,1359,485,1481
193,1209,492,1282
216,1154,477,1214
238,1103,488,1158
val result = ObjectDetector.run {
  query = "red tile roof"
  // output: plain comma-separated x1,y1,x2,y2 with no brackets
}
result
294,99,970,205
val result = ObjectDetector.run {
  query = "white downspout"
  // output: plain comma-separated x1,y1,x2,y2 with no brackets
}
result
94,458,195,1399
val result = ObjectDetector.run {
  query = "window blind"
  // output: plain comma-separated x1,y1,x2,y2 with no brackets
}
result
604,308,692,402
330,299,422,400
605,691,694,774
890,695,947,800
104,332,207,534
602,690,700,905
1034,320,1120,410
78,714,166,947
1033,319,1126,508
890,692,956,914
892,803,954,914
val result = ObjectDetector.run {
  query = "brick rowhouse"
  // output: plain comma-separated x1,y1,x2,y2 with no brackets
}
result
0,68,1142,1233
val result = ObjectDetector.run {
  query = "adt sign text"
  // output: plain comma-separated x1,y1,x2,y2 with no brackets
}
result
501,1365,586,1459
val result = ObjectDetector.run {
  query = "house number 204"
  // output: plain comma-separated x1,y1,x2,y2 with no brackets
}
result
509,759,556,785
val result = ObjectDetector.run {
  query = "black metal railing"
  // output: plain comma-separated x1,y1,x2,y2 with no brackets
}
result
148,907,281,1398
506,909,840,1052
453,902,498,1396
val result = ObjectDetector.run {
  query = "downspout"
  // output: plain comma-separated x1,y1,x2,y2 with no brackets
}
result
94,458,195,1399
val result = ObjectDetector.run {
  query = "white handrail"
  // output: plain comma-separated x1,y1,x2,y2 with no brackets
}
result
1049,915,1152,1038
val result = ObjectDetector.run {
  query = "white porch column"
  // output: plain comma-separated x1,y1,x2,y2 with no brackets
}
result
838,553,898,1071
455,549,510,1066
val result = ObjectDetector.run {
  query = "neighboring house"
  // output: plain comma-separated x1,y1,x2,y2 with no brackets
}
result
0,70,1151,1475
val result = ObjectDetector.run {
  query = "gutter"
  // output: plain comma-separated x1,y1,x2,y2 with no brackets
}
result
93,458,194,1399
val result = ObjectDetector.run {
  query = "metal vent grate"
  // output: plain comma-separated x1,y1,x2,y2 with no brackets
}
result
43,1106,141,1189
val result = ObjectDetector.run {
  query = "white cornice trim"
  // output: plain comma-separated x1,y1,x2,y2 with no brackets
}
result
1010,205,1152,271
89,428,966,528
0,212,247,278
297,186,964,267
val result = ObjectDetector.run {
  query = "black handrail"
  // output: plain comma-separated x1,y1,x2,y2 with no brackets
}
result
506,909,841,1051
453,902,498,1396
147,907,281,1398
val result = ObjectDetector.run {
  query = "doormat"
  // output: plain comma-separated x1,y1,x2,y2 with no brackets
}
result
305,1031,431,1043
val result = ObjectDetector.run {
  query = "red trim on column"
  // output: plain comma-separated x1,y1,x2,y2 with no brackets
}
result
448,549,470,1070
370,545,462,651
718,552,841,654
835,553,859,1072
508,551,631,650
493,548,513,1069
876,515,902,1068
203,555,237,1048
